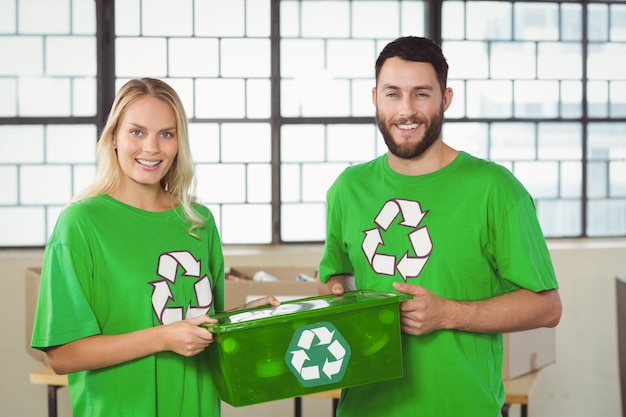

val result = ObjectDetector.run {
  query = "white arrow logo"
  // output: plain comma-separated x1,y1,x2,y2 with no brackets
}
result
361,198,432,282
286,323,351,386
150,251,213,325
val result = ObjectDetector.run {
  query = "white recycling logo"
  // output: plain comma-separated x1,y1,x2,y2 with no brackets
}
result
362,198,432,282
286,322,351,387
150,251,213,325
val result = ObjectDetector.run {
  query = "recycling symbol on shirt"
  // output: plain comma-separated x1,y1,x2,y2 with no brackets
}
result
285,322,351,387
361,198,432,282
150,251,213,325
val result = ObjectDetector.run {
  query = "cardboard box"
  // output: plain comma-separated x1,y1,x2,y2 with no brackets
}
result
206,290,404,406
224,266,319,310
503,327,556,379
25,267,46,363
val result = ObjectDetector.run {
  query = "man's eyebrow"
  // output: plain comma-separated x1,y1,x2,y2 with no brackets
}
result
381,83,435,91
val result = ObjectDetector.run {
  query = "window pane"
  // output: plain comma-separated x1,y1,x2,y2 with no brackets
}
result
537,123,582,161
514,161,559,199
116,38,167,77
588,43,626,80
195,0,245,37
326,124,378,162
302,163,348,202
301,1,350,38
0,207,46,246
537,200,581,237
442,123,489,159
560,162,582,198
221,39,271,78
537,42,582,79
168,38,219,77
196,79,246,118
281,203,326,242
189,123,220,163
587,200,626,236
281,125,326,162
514,80,559,118
491,123,535,160
611,4,626,41
19,0,70,34
514,3,559,40
352,1,401,39
466,80,513,118
142,0,192,36
221,204,272,244
466,2,512,40
221,123,271,163
491,42,536,79
247,164,271,203
196,164,247,203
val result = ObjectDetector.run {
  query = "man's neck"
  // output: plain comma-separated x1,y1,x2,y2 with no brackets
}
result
387,140,459,176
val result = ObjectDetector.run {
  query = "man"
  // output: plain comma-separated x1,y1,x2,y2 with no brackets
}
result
317,36,562,417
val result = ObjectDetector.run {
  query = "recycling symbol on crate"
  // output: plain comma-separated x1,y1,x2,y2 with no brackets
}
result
285,322,351,387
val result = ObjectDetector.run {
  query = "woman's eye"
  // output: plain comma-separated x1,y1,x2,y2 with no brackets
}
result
161,132,173,139
131,129,142,136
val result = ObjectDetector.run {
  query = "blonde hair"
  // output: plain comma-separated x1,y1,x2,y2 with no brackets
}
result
74,78,205,236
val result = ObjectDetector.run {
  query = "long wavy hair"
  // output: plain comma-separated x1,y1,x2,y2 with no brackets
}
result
73,78,204,236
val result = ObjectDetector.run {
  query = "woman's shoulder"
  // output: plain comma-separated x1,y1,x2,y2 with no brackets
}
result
60,195,109,218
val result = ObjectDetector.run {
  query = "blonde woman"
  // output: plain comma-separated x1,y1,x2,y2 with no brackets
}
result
31,78,277,416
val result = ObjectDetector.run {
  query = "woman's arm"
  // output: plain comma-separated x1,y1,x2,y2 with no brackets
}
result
46,314,216,375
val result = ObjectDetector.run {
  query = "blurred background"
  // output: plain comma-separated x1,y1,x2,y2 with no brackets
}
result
1,1,625,416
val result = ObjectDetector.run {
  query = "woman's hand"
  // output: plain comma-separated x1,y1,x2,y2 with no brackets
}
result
161,314,218,357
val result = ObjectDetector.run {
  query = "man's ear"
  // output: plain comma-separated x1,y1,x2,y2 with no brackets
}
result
371,86,377,108
442,87,454,112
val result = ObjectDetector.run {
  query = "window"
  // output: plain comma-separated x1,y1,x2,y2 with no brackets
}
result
1,0,624,247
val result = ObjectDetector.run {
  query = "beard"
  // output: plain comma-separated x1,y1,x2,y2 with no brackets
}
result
376,107,444,160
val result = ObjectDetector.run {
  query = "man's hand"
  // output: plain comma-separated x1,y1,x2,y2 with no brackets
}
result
243,296,281,309
393,282,455,336
317,274,355,295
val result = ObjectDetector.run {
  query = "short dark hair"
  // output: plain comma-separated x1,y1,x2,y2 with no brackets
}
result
375,36,449,92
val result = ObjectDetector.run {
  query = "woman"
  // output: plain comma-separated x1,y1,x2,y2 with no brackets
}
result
31,78,276,416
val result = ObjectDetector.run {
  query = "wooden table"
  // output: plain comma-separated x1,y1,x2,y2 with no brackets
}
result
30,367,541,417
29,367,67,417
295,370,542,417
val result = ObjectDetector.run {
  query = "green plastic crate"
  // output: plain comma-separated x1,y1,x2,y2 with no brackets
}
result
205,290,404,407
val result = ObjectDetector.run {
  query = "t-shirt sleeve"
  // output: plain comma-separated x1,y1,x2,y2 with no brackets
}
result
31,217,101,351
205,209,225,313
495,192,559,293
318,175,355,283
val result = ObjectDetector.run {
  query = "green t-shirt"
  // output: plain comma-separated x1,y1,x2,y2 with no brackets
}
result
319,152,558,417
31,194,225,417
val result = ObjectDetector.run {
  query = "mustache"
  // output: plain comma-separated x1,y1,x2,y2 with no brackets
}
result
391,116,427,125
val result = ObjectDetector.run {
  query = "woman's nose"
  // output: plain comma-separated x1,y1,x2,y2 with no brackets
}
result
143,134,160,153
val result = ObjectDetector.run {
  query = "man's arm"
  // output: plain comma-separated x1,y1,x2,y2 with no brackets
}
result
393,283,562,336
